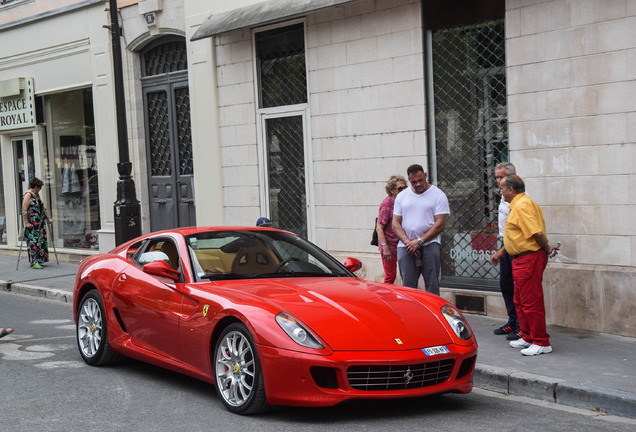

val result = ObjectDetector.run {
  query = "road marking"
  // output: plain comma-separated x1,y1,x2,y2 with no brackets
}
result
0,344,55,360
26,344,74,352
0,335,75,345
29,319,72,324
34,361,85,369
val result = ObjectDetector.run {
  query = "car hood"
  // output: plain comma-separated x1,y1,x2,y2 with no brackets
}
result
215,277,453,351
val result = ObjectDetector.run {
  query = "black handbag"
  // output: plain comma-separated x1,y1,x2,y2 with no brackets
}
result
371,218,379,246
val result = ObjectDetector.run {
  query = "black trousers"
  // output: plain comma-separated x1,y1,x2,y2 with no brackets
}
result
500,242,518,329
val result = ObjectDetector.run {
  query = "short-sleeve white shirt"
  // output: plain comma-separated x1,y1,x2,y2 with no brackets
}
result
393,184,450,247
498,195,510,238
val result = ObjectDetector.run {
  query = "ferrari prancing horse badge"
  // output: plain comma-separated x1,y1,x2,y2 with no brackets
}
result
203,304,209,317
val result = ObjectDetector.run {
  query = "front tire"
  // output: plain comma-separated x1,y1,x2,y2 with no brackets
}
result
77,289,123,366
214,323,270,415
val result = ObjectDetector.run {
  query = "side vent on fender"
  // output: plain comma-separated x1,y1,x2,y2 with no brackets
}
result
113,308,128,333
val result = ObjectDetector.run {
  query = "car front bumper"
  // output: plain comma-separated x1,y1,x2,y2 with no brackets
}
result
258,342,477,407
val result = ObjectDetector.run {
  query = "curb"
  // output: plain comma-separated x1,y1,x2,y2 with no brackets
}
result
1,280,73,303
473,364,636,419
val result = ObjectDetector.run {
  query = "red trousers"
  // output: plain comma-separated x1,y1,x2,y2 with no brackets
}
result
382,253,397,284
512,249,550,346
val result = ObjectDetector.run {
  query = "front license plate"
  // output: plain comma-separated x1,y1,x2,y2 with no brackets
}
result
422,345,450,356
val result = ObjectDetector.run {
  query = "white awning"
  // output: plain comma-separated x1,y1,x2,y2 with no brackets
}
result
191,0,362,41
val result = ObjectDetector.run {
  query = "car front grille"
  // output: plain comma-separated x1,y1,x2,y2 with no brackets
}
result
347,359,455,391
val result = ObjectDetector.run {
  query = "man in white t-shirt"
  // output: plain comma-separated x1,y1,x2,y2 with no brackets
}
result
392,164,450,295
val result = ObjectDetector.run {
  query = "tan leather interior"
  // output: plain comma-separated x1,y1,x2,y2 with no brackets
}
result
159,241,180,270
194,249,236,274
230,243,279,274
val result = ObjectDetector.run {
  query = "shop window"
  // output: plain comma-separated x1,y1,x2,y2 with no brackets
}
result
0,150,5,244
429,19,507,288
43,88,100,250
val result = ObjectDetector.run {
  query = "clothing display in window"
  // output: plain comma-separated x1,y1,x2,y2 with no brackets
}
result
60,196,86,235
61,163,81,195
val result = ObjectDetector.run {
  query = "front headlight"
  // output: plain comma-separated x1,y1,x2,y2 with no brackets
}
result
441,305,472,340
276,313,325,349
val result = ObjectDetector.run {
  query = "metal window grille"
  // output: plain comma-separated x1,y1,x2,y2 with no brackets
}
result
430,20,507,286
174,88,193,175
256,23,307,108
265,116,307,239
147,91,172,176
143,41,188,77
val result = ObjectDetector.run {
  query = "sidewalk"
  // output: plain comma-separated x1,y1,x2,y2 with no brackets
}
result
1,253,634,419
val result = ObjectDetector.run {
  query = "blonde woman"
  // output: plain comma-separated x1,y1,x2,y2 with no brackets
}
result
376,175,407,284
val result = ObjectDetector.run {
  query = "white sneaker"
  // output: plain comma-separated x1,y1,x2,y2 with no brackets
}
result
509,338,531,349
520,344,553,356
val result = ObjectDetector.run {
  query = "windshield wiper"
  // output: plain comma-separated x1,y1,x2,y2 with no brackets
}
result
259,271,338,278
201,272,254,280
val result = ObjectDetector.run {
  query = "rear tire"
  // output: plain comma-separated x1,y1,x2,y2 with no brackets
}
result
214,323,270,415
77,289,124,366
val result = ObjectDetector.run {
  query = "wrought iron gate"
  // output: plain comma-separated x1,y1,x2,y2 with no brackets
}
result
429,19,508,287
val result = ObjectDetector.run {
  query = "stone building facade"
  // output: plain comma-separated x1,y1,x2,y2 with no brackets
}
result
1,0,634,337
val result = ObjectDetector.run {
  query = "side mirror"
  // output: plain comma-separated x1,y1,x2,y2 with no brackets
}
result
143,260,182,281
344,257,362,273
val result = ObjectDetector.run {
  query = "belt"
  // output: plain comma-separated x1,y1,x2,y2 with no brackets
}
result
512,250,537,259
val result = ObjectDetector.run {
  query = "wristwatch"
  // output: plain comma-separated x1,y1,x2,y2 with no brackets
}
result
417,238,424,246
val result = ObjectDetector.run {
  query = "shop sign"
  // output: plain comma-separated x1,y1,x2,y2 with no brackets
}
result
0,77,35,131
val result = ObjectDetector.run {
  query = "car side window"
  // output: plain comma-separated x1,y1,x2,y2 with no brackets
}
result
134,239,181,271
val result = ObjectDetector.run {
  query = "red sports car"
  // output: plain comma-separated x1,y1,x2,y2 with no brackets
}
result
73,227,477,415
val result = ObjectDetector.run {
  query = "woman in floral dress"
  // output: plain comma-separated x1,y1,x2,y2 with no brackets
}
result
376,175,407,284
21,178,53,269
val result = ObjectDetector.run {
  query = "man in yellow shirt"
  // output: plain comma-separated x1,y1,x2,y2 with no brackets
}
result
490,175,559,356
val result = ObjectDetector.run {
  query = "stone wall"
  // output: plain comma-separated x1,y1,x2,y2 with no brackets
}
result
506,0,636,269
503,0,636,337
307,0,425,253
214,29,260,226
214,0,426,250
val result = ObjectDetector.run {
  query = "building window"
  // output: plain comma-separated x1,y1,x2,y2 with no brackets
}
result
0,0,32,13
142,39,188,78
429,19,507,288
43,88,100,249
254,21,312,240
256,23,307,108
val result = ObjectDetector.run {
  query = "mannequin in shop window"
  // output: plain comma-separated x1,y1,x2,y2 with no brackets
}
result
22,177,53,270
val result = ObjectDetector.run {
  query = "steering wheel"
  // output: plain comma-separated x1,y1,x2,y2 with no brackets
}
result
274,257,301,273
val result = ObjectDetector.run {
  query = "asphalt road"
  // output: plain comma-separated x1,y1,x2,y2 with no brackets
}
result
1,291,635,432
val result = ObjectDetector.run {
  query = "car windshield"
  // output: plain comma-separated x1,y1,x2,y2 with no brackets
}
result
185,230,352,281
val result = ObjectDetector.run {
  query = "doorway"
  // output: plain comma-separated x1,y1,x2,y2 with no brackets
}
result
12,136,35,238
262,113,309,239
141,37,195,232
